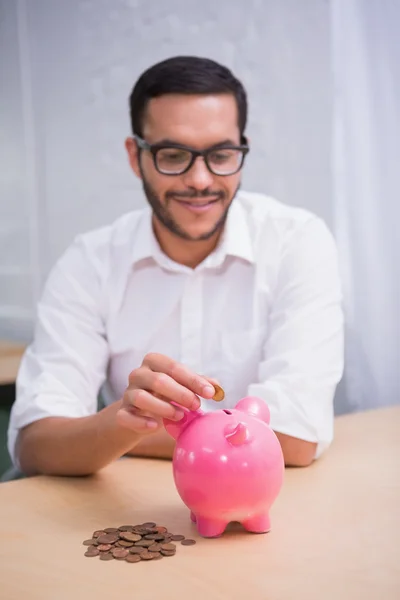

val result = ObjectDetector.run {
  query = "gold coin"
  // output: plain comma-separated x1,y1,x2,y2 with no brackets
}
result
212,384,225,402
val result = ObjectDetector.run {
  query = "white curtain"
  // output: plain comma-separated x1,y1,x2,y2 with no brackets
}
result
331,0,400,411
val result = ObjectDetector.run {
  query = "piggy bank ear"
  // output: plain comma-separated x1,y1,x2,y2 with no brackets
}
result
235,396,270,424
163,405,203,440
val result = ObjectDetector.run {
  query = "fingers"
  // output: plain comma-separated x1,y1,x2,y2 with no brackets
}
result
124,388,185,421
130,367,200,411
142,353,216,399
204,376,221,387
119,354,219,436
116,406,160,432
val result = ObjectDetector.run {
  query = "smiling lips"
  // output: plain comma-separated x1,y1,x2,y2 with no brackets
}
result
173,196,220,213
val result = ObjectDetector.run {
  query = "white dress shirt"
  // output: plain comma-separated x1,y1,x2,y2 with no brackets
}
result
8,191,344,466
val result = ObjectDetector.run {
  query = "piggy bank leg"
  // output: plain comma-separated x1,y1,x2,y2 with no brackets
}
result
242,513,271,534
195,516,228,538
190,511,197,523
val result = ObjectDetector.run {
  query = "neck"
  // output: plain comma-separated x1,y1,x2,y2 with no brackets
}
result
152,217,222,269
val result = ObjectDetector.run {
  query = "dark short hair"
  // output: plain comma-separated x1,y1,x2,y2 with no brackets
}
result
129,56,247,137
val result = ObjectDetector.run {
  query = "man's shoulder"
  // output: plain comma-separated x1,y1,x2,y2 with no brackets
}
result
235,191,337,264
76,208,146,251
53,208,147,280
236,190,320,229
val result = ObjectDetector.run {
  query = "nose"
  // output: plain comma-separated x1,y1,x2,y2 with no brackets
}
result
182,156,215,190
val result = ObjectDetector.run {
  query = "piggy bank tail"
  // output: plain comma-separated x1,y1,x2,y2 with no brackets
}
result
163,405,204,440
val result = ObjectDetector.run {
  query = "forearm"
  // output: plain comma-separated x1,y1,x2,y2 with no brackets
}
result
16,400,143,477
126,424,316,466
274,431,317,467
126,426,175,460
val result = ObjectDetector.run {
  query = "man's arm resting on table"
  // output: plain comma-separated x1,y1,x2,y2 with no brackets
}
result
16,399,144,477
273,432,316,467
127,426,316,467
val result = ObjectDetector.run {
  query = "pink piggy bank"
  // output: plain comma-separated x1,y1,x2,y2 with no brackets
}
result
163,396,284,538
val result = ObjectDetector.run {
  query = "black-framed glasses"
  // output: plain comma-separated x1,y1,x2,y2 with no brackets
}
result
133,134,249,176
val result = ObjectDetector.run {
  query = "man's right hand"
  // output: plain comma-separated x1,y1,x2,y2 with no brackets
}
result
116,353,216,434
16,353,217,476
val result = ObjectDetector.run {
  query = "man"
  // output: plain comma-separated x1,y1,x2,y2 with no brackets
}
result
7,56,344,476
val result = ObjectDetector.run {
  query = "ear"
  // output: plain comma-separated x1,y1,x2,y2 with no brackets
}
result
125,137,142,179
235,396,270,425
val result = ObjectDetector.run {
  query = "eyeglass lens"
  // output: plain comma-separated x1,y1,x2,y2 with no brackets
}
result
156,147,244,175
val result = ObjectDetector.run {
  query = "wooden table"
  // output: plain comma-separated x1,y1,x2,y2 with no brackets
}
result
0,407,399,600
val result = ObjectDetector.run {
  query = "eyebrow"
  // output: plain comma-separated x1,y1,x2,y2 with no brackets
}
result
152,138,240,149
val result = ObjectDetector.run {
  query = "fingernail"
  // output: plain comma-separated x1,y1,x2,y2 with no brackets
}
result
202,384,215,398
191,395,201,410
174,410,185,421
146,419,158,429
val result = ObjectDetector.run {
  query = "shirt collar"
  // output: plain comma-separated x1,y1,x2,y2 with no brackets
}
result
130,206,158,264
205,198,254,268
131,197,254,270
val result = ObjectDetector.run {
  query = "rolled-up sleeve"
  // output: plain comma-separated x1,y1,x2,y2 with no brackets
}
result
247,217,344,458
7,236,109,467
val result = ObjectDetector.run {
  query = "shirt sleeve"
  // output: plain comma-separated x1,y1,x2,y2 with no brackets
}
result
247,216,345,459
7,235,110,467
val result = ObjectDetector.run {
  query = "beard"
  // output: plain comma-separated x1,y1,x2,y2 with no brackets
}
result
140,168,240,242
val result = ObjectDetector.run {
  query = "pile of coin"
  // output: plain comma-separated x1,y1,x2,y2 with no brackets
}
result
83,523,196,563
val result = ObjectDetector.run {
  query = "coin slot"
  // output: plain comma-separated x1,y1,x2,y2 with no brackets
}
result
223,410,232,415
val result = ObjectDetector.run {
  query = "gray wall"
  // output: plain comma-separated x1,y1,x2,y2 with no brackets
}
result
0,0,333,341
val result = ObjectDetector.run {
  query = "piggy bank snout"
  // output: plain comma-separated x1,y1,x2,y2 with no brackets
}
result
224,421,251,446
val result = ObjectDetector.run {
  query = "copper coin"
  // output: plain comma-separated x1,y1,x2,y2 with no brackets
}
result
134,539,153,547
139,551,154,560
83,538,97,546
92,530,104,538
97,533,119,545
117,540,133,548
212,384,225,402
84,546,100,557
112,547,129,559
144,534,160,540
152,553,163,560
161,543,176,551
148,543,162,552
160,549,176,556
134,528,153,536
154,526,167,534
118,525,134,531
120,532,142,542
100,552,114,561
171,535,185,541
181,539,196,546
103,527,119,533
141,522,156,528
129,547,143,554
97,544,113,552
126,553,141,563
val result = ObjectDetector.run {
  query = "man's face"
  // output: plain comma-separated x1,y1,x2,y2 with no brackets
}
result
126,94,243,241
